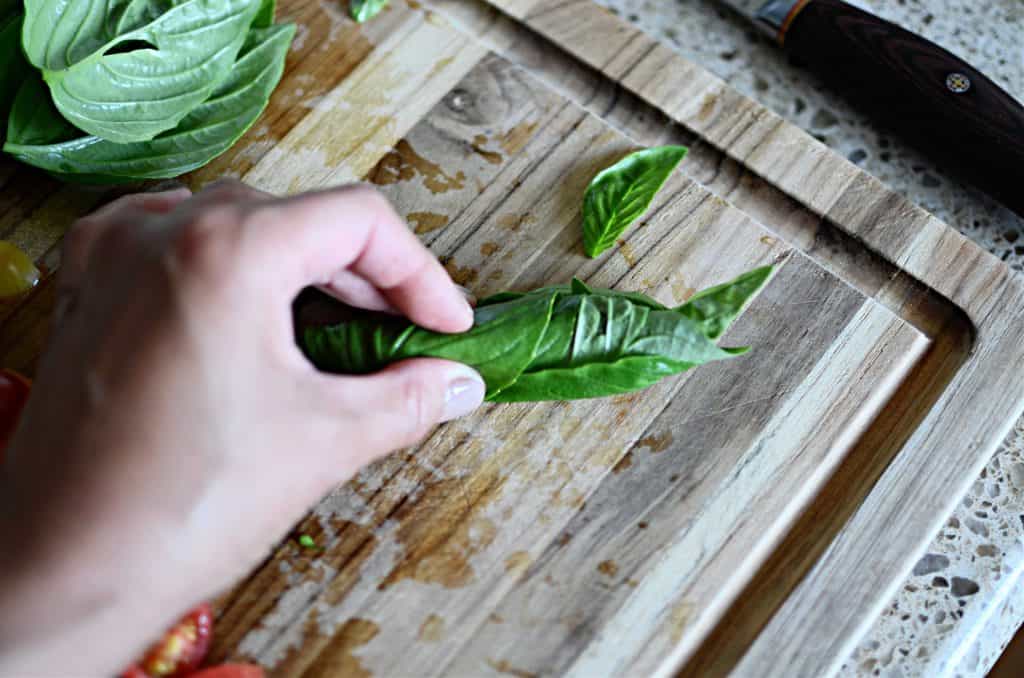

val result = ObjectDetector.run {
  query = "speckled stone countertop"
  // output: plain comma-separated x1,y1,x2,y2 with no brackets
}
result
596,1,1024,675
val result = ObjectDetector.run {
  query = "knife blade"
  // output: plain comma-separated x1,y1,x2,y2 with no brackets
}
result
717,0,1024,218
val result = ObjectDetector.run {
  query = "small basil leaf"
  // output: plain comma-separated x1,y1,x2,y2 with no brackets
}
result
0,12,29,133
582,145,688,258
5,24,295,182
350,0,388,22
23,0,261,143
674,265,774,340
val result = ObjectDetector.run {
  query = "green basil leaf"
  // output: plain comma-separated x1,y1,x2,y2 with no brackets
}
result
6,75,79,146
488,356,687,402
22,0,261,143
0,0,18,20
674,265,774,340
253,0,275,28
350,0,388,22
5,24,295,182
520,292,736,376
0,12,29,133
477,291,527,306
582,145,688,258
304,293,558,400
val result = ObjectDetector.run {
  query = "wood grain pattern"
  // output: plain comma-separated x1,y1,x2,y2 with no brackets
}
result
201,6,927,675
440,0,1024,674
0,0,1020,676
211,61,923,670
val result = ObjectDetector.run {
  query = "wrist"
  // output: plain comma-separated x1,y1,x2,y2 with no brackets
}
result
0,481,185,676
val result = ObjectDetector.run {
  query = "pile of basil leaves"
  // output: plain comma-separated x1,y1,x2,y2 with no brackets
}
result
0,0,294,182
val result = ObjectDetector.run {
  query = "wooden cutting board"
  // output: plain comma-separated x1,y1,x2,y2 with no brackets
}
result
1,0,1022,676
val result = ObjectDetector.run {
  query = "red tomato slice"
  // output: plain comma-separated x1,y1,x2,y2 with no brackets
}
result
189,664,265,678
0,369,31,458
123,603,214,678
121,666,150,678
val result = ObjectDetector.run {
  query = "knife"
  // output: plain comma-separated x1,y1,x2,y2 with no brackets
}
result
718,0,1024,218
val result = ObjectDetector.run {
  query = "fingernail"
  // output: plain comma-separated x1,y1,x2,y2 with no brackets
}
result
454,285,476,328
443,368,485,421
455,284,477,305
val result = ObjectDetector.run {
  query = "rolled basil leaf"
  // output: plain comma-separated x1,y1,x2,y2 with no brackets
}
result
302,266,773,403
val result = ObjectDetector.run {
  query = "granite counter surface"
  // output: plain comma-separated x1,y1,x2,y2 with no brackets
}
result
595,1,1024,675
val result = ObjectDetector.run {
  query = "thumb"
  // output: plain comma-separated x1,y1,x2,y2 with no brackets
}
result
312,358,486,458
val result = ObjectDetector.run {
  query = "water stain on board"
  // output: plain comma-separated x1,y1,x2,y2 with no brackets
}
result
671,278,697,304
504,550,531,576
417,614,445,642
378,472,504,590
299,618,379,678
369,139,466,193
668,601,696,644
268,609,326,675
443,260,478,286
617,239,638,267
698,93,718,122
499,121,539,156
480,242,500,256
612,450,634,474
471,134,504,165
497,213,536,232
322,519,380,606
407,211,449,234
637,431,674,454
487,659,538,678
429,55,455,78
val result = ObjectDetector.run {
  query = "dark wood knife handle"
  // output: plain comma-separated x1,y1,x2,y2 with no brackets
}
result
784,0,1024,217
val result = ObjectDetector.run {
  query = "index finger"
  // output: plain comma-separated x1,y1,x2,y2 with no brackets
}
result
248,184,473,333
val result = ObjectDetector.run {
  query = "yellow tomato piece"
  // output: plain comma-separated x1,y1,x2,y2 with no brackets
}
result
0,241,40,299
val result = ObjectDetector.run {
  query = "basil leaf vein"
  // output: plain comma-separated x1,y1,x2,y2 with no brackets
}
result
5,23,295,182
23,0,262,143
582,145,688,258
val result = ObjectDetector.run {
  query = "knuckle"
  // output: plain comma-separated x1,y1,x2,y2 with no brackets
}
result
202,179,260,204
396,375,443,445
167,206,244,286
338,183,392,217
95,219,137,253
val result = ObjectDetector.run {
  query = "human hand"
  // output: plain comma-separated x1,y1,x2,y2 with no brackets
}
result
0,181,483,675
